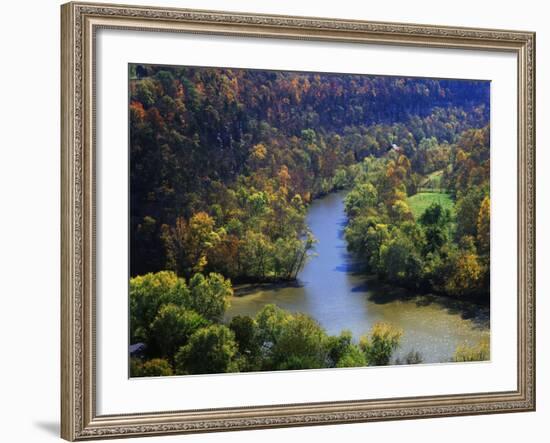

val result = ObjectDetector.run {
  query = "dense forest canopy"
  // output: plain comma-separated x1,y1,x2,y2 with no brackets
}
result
130,64,489,280
129,64,490,375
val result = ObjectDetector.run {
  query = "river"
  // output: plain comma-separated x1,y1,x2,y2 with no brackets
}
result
225,191,489,364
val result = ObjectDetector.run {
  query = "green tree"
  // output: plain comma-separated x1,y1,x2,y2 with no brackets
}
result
455,186,486,240
155,70,176,96
185,273,233,322
148,304,208,362
272,232,315,280
344,182,378,217
326,330,367,368
477,195,490,256
129,271,189,343
240,230,274,280
175,325,239,375
345,217,389,272
255,304,291,346
134,78,157,107
131,358,173,377
335,345,368,368
420,202,451,254
270,313,329,370
379,230,423,286
360,322,403,366
419,202,451,227
229,315,262,371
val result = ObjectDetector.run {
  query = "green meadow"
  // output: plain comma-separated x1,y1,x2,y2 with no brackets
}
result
407,192,454,220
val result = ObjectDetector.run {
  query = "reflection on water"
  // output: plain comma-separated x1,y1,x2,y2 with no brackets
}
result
225,191,489,364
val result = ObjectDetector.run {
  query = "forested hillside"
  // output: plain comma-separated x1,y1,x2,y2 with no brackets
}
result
129,64,490,376
130,64,489,280
344,126,490,297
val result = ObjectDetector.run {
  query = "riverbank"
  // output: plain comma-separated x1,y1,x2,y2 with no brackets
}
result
224,191,489,364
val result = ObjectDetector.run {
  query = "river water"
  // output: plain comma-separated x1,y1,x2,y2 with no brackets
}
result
225,191,489,364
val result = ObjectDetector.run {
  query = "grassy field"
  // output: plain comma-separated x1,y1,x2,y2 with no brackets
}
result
407,192,454,220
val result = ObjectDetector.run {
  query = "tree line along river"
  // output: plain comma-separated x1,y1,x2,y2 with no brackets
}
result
224,191,489,364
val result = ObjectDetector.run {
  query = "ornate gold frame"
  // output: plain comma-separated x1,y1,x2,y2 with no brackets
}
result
61,1,536,440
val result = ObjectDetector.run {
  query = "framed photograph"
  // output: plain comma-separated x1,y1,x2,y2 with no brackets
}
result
61,1,536,440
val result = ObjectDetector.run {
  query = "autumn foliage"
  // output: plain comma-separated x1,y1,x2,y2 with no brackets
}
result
128,64,491,375
129,64,489,284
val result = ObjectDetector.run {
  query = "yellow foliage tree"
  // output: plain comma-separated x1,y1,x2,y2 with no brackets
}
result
162,212,222,276
250,143,267,162
445,252,483,296
359,322,403,366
